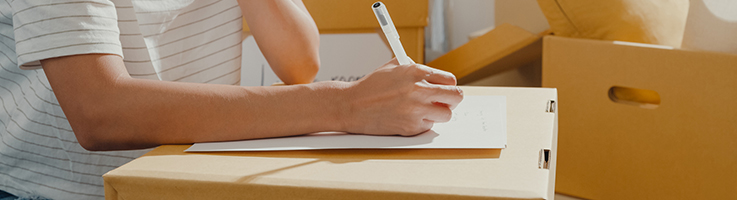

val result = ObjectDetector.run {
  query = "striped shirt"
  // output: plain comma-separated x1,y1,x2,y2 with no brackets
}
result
1,0,243,199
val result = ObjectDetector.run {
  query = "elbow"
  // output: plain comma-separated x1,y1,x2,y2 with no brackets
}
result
72,116,145,151
68,108,114,151
65,101,135,151
72,126,107,151
295,61,319,84
75,131,107,151
280,60,320,85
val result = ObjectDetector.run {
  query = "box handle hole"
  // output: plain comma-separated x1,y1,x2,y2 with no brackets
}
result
608,86,660,109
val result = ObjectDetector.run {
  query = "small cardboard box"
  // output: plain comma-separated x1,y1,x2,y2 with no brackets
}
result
103,86,559,200
542,36,737,200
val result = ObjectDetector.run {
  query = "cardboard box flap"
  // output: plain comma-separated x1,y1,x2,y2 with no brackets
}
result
427,24,543,85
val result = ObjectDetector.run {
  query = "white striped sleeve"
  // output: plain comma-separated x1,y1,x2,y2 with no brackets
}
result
12,0,123,70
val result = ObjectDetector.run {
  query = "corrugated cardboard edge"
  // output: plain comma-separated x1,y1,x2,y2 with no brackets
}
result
547,89,559,200
103,170,544,200
103,175,119,200
427,23,542,85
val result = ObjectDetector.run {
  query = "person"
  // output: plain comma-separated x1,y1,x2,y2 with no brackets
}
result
0,0,463,199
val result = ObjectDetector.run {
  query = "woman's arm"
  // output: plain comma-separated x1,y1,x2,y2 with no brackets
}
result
239,0,320,84
41,54,462,151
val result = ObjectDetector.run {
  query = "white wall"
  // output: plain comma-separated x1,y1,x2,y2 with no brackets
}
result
446,0,496,51
425,0,495,62
495,0,549,33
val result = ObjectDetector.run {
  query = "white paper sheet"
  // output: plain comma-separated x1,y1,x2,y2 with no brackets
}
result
186,95,506,152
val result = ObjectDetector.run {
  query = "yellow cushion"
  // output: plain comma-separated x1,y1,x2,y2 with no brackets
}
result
537,0,689,47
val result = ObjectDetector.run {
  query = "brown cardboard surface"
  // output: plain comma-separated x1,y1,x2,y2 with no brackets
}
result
542,36,737,200
104,86,558,200
242,0,427,63
242,0,427,31
427,24,542,85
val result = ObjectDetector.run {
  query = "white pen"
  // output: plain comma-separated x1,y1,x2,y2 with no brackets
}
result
372,1,412,65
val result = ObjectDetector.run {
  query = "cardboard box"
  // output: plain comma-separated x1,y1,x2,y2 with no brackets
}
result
104,86,559,200
243,0,427,63
427,24,543,85
542,36,737,200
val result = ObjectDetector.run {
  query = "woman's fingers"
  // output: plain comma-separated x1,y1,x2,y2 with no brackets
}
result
423,104,453,123
413,65,457,86
418,83,464,110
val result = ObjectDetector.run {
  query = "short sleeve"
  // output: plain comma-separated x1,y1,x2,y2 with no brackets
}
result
12,0,123,70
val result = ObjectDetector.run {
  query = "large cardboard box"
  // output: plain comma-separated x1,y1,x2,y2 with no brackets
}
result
103,86,559,200
542,36,737,199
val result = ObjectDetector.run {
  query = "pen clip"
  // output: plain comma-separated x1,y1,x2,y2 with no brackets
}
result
376,11,388,26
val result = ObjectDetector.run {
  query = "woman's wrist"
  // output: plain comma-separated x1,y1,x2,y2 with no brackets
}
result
306,81,354,132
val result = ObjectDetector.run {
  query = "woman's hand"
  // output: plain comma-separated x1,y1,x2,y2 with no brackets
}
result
340,59,464,136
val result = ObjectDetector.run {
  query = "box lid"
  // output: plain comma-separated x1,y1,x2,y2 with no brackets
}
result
104,86,558,200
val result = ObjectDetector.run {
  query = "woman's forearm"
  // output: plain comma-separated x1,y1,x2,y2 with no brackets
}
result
42,55,462,151
106,80,349,150
43,54,345,150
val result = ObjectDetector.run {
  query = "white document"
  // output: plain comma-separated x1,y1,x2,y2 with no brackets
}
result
186,95,506,152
